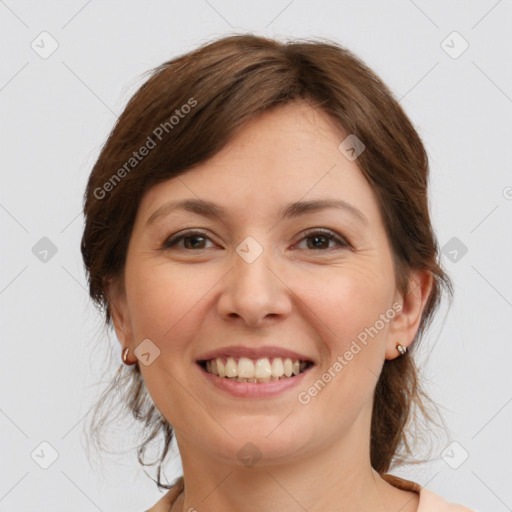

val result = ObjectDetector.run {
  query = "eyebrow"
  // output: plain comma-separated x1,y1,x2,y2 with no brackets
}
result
145,198,368,227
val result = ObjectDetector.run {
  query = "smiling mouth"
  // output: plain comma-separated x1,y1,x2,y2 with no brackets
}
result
197,356,313,383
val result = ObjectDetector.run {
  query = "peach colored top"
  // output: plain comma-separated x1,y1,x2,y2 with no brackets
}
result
145,474,476,511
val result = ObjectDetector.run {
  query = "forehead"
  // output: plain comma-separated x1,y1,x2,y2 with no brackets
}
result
135,101,380,228
207,101,346,162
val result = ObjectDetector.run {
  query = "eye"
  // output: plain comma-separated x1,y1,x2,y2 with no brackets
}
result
162,228,349,252
162,230,214,250
294,229,349,251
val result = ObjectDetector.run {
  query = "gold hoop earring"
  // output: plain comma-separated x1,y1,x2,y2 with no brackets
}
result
122,347,137,365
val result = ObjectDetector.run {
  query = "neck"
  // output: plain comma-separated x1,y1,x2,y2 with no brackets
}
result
172,407,414,512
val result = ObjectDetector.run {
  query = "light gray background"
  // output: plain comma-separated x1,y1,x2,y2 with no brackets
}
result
1,1,511,511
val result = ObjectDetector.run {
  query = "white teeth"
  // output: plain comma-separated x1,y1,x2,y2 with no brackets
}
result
271,357,284,377
283,358,293,377
225,357,237,377
203,356,310,381
238,357,255,378
254,358,272,378
217,358,226,377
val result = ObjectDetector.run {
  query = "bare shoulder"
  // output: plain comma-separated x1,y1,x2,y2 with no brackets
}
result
378,473,420,512
388,487,420,512
146,478,184,512
145,492,172,512
418,487,476,511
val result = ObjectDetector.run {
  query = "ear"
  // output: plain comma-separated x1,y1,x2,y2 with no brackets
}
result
106,274,134,350
385,268,434,360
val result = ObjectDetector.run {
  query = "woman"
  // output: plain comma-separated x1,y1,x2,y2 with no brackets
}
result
81,34,475,511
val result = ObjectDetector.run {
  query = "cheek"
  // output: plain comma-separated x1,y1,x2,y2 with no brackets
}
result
299,263,392,346
129,264,208,421
306,268,392,408
125,260,222,347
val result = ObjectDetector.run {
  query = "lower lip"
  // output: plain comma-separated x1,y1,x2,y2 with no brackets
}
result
196,362,313,398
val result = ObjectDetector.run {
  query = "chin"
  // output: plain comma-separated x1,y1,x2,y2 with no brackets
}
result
199,419,314,465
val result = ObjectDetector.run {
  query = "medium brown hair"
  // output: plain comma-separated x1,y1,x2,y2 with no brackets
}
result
81,33,453,489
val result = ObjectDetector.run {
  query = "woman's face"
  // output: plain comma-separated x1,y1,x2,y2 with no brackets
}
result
109,101,429,467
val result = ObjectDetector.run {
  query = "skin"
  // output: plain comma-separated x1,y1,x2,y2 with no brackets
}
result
108,100,433,512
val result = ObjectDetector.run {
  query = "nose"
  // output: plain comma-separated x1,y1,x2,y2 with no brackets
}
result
216,240,292,328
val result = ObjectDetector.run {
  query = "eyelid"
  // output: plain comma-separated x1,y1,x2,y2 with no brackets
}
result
161,227,351,252
162,229,213,249
294,228,350,250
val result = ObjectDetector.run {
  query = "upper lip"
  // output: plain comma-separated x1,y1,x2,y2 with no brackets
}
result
196,345,314,363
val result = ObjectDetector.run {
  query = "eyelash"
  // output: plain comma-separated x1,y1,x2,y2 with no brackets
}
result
162,228,349,252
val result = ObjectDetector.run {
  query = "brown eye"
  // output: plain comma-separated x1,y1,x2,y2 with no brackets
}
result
162,230,213,250
162,228,349,252
295,229,348,251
